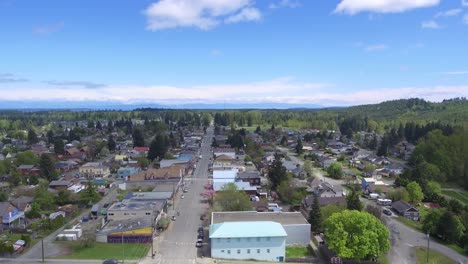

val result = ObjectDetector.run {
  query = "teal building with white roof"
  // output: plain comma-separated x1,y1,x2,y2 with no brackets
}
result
209,221,287,262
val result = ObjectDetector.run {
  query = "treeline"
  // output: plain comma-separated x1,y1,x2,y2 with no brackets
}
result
396,129,468,189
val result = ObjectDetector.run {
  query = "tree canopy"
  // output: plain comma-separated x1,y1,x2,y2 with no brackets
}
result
213,183,252,212
268,153,287,190
325,210,390,260
327,162,343,179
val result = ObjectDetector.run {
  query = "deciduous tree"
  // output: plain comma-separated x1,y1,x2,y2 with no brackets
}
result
406,181,424,204
325,210,390,260
213,183,251,212
327,162,343,179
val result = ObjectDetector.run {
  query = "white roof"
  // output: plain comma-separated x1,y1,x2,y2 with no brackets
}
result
213,169,237,180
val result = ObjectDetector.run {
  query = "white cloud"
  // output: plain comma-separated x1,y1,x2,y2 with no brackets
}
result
335,0,440,15
435,8,462,17
33,22,64,35
442,71,468,75
1,79,467,107
225,7,261,24
462,0,468,7
269,0,300,9
421,20,441,29
365,44,388,52
143,0,260,30
210,49,223,57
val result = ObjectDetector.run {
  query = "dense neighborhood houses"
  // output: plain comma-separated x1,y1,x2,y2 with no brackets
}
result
0,105,465,264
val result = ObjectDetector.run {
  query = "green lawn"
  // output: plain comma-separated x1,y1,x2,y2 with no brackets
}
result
286,246,315,258
395,217,423,232
441,190,468,205
60,242,150,260
415,247,456,264
378,254,390,264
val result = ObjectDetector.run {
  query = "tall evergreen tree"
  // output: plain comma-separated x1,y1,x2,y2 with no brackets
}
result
346,188,363,211
308,195,321,233
107,135,116,152
53,139,65,155
27,129,38,145
39,154,56,181
295,138,304,154
268,153,287,190
148,134,168,161
132,128,145,147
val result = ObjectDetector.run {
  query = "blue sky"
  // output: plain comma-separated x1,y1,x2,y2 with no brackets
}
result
0,0,467,107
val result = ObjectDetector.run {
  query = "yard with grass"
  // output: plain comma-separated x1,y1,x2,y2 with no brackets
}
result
395,217,423,232
285,246,315,258
441,190,468,205
59,242,150,260
415,247,456,264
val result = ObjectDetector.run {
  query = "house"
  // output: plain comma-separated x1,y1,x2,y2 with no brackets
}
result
212,211,310,245
237,171,261,186
79,162,110,179
391,200,419,221
11,196,34,213
18,165,40,176
128,164,185,181
361,177,389,194
55,160,78,172
214,154,234,166
302,195,346,210
214,148,236,159
210,221,287,262
0,202,25,228
117,167,140,179
49,180,74,191
317,157,336,169
133,147,150,156
292,167,307,179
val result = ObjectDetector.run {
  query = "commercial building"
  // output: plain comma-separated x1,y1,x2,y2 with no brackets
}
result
210,221,287,262
211,211,310,245
106,201,164,223
96,217,153,243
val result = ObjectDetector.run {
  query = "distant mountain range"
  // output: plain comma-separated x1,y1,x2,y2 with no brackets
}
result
0,100,325,110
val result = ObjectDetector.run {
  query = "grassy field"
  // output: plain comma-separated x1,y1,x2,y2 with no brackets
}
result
395,217,423,232
285,246,315,258
441,190,468,205
60,242,150,260
415,247,456,264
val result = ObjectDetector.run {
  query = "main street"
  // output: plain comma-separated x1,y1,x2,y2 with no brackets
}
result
142,126,214,264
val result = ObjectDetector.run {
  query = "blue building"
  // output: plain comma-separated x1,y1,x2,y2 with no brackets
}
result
117,167,140,179
210,221,287,262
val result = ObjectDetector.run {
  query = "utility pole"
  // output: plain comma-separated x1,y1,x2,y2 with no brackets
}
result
41,239,44,263
426,232,430,263
151,217,155,259
122,230,125,264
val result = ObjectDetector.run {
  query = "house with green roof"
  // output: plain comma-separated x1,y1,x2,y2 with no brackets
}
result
209,221,287,262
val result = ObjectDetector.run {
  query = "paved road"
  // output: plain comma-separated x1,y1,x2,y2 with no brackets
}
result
20,187,119,259
385,216,468,264
142,127,213,264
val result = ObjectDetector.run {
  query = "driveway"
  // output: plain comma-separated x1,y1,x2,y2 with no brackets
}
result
142,127,213,264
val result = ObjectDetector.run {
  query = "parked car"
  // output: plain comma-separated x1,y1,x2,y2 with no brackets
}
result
183,189,188,193
171,216,176,221
383,208,392,216
181,195,185,199
103,203,110,208
198,226,203,233
198,234,203,240
81,216,89,222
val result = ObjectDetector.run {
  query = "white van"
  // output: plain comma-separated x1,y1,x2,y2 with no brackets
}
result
369,193,380,200
268,203,282,212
